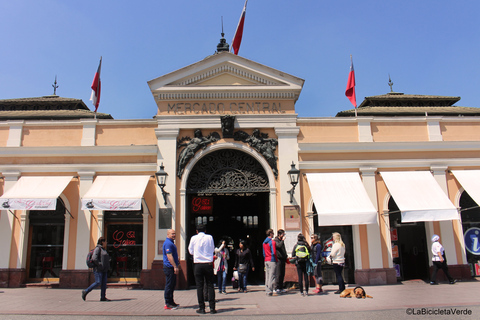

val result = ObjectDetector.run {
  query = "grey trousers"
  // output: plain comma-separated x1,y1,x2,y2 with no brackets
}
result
265,261,277,294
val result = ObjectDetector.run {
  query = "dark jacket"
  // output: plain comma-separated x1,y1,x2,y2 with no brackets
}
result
274,236,287,261
292,240,311,264
234,248,255,269
92,244,110,273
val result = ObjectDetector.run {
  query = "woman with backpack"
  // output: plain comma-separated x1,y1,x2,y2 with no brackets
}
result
310,234,323,294
328,232,346,294
291,233,311,296
82,237,111,301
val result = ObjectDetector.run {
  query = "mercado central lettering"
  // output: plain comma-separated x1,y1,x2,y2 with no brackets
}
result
166,101,286,114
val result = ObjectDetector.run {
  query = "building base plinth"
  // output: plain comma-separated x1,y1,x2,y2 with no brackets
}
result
355,268,397,285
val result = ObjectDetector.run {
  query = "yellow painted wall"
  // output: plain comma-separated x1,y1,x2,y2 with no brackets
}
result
371,122,428,142
0,127,9,146
63,180,79,270
441,122,480,141
298,122,358,143
22,126,83,147
96,125,157,146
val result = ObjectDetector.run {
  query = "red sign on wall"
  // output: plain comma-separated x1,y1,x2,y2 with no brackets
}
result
191,197,213,215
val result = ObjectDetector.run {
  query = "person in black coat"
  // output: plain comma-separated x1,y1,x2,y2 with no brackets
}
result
274,229,287,293
233,240,255,293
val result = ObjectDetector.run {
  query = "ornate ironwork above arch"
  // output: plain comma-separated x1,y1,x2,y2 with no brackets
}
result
187,149,269,194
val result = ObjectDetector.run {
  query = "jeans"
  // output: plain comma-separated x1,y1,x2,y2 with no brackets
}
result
164,267,176,305
85,271,108,299
239,269,249,291
333,263,345,291
217,270,227,292
194,263,215,310
265,261,276,294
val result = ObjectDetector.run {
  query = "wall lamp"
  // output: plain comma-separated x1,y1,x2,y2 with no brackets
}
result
155,163,169,205
287,161,300,203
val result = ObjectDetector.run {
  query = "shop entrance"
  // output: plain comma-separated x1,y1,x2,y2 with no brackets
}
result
185,149,271,287
389,198,429,281
104,209,143,281
27,199,65,282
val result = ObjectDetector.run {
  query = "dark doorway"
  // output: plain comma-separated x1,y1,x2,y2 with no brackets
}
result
185,149,271,287
312,205,355,284
389,197,429,281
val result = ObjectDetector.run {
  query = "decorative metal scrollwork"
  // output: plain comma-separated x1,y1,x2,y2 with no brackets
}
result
177,129,220,178
187,149,269,194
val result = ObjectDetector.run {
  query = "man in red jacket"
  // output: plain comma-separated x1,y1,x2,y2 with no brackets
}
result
262,228,277,296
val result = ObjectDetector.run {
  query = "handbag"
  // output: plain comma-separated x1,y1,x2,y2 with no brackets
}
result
238,263,248,273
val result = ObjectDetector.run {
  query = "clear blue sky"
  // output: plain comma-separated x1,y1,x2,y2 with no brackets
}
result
1,1,478,119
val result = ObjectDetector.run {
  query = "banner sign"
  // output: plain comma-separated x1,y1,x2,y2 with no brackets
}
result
81,199,142,211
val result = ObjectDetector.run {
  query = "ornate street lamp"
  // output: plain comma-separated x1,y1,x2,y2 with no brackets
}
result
287,161,300,203
155,163,169,205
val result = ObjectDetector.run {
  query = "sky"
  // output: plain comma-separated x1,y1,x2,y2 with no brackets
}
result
0,1,479,119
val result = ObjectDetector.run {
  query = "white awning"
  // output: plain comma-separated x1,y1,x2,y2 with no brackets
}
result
0,176,73,210
451,170,480,207
81,175,150,211
306,172,378,226
380,171,459,222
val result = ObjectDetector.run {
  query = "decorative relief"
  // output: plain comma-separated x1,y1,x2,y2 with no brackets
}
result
177,129,220,178
187,149,269,194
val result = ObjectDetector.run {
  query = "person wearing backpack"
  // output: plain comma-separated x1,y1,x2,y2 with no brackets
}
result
310,234,323,294
82,237,111,301
292,233,311,296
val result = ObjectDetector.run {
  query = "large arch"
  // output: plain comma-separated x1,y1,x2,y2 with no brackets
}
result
178,142,277,259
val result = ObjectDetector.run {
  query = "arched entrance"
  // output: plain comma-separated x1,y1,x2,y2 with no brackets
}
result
388,197,429,281
185,149,270,286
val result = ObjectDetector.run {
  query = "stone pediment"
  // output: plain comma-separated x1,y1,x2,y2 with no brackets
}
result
148,52,304,102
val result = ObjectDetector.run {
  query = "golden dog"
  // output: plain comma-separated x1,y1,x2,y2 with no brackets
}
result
339,286,373,299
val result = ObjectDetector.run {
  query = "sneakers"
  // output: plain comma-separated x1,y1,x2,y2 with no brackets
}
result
334,290,342,294
450,280,457,284
81,290,87,301
275,289,281,294
210,309,217,314
280,289,287,293
222,291,227,295
430,281,438,285
196,309,206,314
164,304,178,310
100,298,111,301
302,292,308,297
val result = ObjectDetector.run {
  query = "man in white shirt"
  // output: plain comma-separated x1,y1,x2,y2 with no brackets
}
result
430,234,455,285
188,224,216,314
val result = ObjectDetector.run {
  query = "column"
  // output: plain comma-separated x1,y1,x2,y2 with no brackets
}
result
75,171,95,269
0,171,20,268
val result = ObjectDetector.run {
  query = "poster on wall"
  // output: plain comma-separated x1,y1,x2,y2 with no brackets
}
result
284,205,301,230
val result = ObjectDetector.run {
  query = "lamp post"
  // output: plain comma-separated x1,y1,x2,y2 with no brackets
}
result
155,163,169,205
287,161,300,204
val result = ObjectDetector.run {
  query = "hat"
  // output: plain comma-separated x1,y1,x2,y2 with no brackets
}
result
431,234,440,242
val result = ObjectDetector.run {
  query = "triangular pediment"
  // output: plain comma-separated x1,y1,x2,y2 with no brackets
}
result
148,52,304,91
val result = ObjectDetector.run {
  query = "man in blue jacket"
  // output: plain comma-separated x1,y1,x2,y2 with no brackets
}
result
163,229,180,310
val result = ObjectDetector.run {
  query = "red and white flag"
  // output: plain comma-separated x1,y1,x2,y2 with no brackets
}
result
231,0,248,55
345,55,356,112
90,57,102,112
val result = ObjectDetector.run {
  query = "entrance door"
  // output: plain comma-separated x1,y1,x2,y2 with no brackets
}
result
389,198,429,281
104,210,143,281
185,149,271,287
27,199,65,281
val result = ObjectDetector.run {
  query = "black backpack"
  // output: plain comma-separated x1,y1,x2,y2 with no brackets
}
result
86,248,96,268
295,244,309,261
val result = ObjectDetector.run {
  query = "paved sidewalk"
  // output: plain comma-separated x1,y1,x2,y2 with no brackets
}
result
0,280,478,319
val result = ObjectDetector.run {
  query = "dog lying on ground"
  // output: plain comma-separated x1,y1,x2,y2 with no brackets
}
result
339,286,373,299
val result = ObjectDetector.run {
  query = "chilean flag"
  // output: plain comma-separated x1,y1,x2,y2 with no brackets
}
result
345,55,356,110
231,0,248,55
90,57,102,112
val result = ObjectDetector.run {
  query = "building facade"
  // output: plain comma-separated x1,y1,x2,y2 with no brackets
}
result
0,51,478,289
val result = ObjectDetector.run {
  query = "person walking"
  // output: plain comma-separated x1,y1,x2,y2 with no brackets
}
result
430,234,456,285
311,234,323,294
274,229,287,294
328,232,346,294
214,240,230,294
163,229,180,310
262,228,277,296
188,224,216,314
292,233,311,296
234,240,255,293
82,237,110,301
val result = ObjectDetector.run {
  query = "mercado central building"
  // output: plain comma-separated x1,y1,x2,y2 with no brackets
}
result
1,40,480,289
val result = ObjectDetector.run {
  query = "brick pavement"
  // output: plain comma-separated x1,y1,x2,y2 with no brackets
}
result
0,280,478,317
